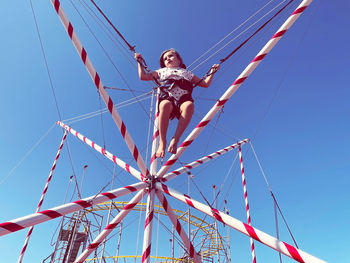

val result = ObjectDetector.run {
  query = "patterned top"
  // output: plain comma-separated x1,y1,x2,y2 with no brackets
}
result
155,67,194,101
156,67,194,82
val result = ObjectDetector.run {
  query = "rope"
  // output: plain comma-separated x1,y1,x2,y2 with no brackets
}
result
64,140,82,199
89,0,135,52
63,91,153,124
191,0,294,89
31,0,85,201
29,0,62,121
87,0,158,87
189,0,290,71
188,0,277,69
68,0,152,122
249,141,299,248
201,107,225,156
250,0,319,141
221,0,295,64
78,0,137,68
0,123,55,186
176,160,214,211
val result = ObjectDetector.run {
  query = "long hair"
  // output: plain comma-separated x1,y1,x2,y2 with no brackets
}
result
159,48,186,69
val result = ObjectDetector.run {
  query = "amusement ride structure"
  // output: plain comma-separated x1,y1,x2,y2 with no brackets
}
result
0,0,326,262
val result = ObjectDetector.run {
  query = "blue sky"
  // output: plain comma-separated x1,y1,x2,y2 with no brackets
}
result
0,0,349,262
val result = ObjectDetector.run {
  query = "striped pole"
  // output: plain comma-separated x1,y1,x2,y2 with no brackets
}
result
156,0,313,179
238,146,257,263
162,139,249,183
17,131,67,263
156,190,202,263
74,189,146,263
57,121,144,181
150,94,160,175
0,182,147,237
141,188,156,263
157,183,326,263
49,0,150,179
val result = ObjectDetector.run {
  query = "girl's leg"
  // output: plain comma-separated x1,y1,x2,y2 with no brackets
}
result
157,100,173,158
168,101,194,154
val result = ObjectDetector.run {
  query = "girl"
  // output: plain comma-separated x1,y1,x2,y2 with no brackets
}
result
135,49,219,158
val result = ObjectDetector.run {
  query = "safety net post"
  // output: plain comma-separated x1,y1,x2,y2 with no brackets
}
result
17,131,68,263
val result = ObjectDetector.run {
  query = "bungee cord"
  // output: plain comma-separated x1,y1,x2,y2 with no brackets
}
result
78,0,137,68
73,0,298,165
192,0,296,89
189,0,287,70
89,0,135,52
68,0,152,120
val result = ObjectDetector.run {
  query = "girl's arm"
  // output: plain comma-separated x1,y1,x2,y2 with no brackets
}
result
192,64,220,88
134,53,158,81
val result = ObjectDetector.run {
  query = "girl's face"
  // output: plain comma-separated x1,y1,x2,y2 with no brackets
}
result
163,51,181,68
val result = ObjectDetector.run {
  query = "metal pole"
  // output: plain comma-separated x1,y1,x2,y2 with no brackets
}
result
156,0,315,179
213,185,220,263
224,200,231,263
114,221,123,263
158,183,326,263
172,225,175,262
188,175,191,263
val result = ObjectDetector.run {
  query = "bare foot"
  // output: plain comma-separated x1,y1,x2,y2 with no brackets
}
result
156,141,166,158
168,137,178,154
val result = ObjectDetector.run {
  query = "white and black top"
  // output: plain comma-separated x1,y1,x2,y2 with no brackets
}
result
155,67,195,119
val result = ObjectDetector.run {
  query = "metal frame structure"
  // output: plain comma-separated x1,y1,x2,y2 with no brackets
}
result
0,0,327,262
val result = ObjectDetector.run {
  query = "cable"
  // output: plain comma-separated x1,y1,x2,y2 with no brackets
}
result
190,0,291,72
188,0,277,69
89,0,135,52
29,0,62,121
30,0,83,201
69,0,152,122
79,0,136,68
62,91,153,124
249,141,299,248
0,123,55,186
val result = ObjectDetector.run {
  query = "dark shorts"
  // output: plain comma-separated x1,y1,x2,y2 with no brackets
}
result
158,78,194,119
158,94,194,120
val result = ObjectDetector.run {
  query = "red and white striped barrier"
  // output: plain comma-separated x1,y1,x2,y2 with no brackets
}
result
156,0,314,179
156,191,202,263
49,0,150,179
17,131,67,263
157,183,326,263
74,189,146,263
238,146,256,263
57,121,144,181
141,188,156,263
0,182,147,237
162,139,249,182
